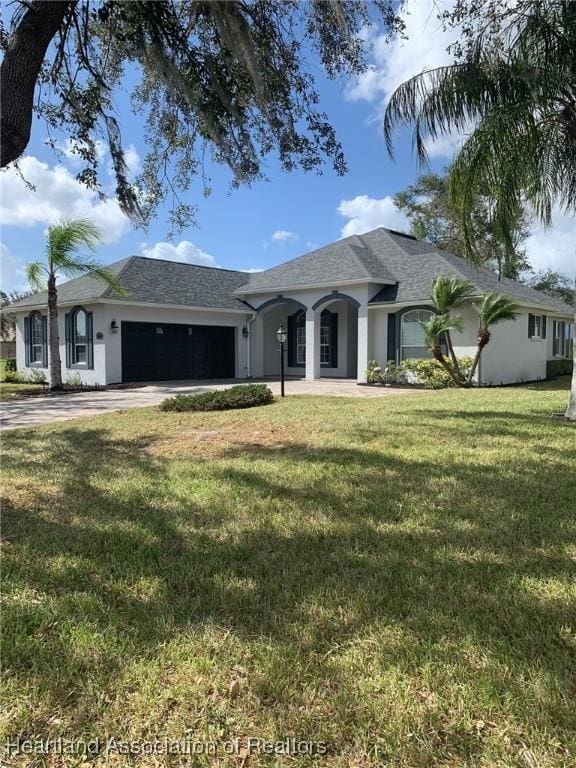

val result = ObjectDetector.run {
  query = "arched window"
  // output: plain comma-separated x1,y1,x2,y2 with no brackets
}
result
72,307,87,364
25,311,46,366
320,309,337,368
66,306,93,368
294,309,306,365
400,309,433,360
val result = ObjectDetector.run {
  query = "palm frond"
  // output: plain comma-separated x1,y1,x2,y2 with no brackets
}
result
47,217,102,270
57,258,127,296
431,276,476,314
420,313,464,350
479,293,519,328
26,262,48,292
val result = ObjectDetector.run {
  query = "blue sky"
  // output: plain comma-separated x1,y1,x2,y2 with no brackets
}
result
1,0,573,292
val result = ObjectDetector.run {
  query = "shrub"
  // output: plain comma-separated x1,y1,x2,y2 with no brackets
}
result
366,360,383,384
65,372,83,387
546,358,573,379
160,383,274,412
4,368,47,384
366,357,475,389
4,358,16,373
28,369,47,384
402,357,474,389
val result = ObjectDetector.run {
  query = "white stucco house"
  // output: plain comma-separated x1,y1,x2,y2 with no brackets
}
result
10,227,574,387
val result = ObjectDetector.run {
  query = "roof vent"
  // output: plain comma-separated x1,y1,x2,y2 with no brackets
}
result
386,228,417,240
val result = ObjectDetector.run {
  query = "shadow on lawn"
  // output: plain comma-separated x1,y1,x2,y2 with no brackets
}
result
2,424,575,754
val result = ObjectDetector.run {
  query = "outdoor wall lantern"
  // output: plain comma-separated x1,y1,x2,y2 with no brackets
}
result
276,324,287,397
110,319,119,333
242,326,249,338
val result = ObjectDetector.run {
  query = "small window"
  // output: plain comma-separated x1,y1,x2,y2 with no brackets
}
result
27,312,46,366
400,309,433,361
66,306,93,369
553,320,573,358
30,313,44,364
295,310,306,365
320,309,336,367
72,308,88,365
528,313,546,340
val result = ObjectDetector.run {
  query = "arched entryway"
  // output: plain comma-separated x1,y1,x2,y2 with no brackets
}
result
309,293,359,378
252,297,307,378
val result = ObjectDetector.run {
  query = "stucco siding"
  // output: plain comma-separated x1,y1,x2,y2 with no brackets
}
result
15,303,251,385
481,310,547,385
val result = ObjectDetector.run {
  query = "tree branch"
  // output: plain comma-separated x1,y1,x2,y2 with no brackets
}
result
0,0,73,167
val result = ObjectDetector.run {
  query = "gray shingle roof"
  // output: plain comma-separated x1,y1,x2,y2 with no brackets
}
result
9,256,253,311
241,227,573,314
10,229,573,316
363,228,573,313
240,235,397,290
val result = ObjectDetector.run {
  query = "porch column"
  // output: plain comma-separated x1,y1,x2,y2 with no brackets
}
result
305,308,320,380
356,303,369,382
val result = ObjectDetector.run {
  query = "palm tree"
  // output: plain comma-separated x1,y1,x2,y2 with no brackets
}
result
384,0,576,419
421,284,518,387
420,312,466,386
430,276,476,376
467,294,519,385
26,217,123,390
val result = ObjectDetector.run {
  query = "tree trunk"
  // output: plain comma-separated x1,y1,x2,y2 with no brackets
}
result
444,330,464,382
467,328,491,386
565,306,576,420
432,347,467,387
0,1,72,167
47,274,63,390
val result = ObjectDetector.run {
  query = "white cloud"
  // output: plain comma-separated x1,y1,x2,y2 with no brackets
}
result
271,229,299,243
51,138,141,181
0,243,29,291
524,209,576,278
337,194,409,238
347,0,465,158
0,155,130,243
139,240,217,267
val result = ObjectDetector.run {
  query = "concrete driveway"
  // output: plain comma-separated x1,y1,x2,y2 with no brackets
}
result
0,379,417,431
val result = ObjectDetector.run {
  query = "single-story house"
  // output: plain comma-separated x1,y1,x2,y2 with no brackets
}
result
10,227,574,386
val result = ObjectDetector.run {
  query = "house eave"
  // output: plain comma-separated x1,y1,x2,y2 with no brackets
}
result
368,296,573,317
11,298,255,314
236,277,389,296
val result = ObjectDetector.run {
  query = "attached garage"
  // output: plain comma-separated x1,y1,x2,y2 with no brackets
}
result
121,321,236,382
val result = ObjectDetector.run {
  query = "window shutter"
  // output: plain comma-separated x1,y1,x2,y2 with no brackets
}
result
65,312,72,368
528,313,534,338
541,315,547,339
330,311,338,368
24,316,30,367
86,311,94,369
387,313,397,363
41,315,48,367
287,313,296,367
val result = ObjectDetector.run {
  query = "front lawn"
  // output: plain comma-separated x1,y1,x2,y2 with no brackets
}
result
1,382,575,767
0,381,45,401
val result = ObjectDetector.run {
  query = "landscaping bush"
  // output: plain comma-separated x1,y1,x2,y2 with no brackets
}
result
546,358,573,379
365,357,474,389
160,383,274,412
4,358,16,373
403,357,474,389
3,368,47,384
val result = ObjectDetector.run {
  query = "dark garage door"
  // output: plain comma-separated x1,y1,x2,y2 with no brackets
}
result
121,322,235,382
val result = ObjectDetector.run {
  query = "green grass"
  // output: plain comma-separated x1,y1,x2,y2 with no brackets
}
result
0,382,45,401
0,359,45,400
1,381,575,767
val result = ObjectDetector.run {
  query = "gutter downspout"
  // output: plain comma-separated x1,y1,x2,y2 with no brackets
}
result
246,312,256,378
